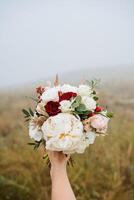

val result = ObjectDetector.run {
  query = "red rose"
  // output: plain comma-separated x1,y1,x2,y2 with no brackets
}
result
45,101,61,116
88,112,95,117
59,92,77,101
95,106,103,112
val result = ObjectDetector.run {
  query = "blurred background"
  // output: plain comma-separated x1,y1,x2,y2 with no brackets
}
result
0,0,134,200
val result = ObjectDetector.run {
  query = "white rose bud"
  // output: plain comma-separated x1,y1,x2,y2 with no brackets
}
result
41,86,60,103
82,96,96,111
61,84,78,93
59,100,72,112
78,84,92,96
29,122,43,141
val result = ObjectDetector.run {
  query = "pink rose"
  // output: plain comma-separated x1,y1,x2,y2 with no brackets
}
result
90,114,109,134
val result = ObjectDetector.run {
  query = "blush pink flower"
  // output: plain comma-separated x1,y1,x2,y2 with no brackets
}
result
90,114,109,134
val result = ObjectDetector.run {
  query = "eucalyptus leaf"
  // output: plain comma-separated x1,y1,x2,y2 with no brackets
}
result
75,95,82,103
24,115,29,118
107,112,114,118
75,109,89,115
22,109,30,116
43,154,49,160
25,96,38,102
86,79,101,89
72,101,79,108
34,142,40,150
28,142,35,145
29,108,34,116
93,96,99,101
25,118,30,122
76,104,86,112
71,95,82,108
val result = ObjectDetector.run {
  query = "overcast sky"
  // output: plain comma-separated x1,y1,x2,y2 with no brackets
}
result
0,0,134,88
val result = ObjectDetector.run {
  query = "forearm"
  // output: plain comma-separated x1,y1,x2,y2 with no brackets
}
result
51,166,76,200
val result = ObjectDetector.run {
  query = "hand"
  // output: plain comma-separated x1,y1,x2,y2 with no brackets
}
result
48,151,76,200
47,151,70,177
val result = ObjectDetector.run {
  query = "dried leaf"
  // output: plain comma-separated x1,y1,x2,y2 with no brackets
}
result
54,74,59,86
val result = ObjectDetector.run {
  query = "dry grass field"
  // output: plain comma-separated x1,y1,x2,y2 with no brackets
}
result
0,79,134,200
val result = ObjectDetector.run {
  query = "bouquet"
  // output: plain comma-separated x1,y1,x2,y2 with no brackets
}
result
22,75,113,158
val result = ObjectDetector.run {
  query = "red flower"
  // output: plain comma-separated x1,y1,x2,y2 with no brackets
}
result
59,92,77,101
95,106,103,112
36,86,45,95
45,101,61,116
88,112,95,117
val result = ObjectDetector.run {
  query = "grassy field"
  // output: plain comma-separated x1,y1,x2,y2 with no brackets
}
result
0,82,134,200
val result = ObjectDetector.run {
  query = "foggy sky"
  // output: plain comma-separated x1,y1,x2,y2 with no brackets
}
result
0,0,134,88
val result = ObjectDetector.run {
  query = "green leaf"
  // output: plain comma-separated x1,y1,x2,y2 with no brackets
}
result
34,143,40,150
25,96,38,102
75,109,89,115
67,156,75,167
86,78,101,89
28,140,44,150
107,112,114,118
33,140,43,150
76,104,86,112
72,101,79,108
93,96,99,101
28,142,35,145
71,95,82,108
75,95,82,103
80,115,89,120
25,118,30,122
43,154,49,160
29,108,34,116
92,90,96,95
22,109,30,116
24,115,29,118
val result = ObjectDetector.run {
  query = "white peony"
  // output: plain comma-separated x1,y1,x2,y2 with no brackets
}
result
85,131,96,144
82,96,96,111
40,86,60,103
78,84,92,96
75,132,96,153
61,84,78,93
41,113,86,154
42,113,83,138
59,100,72,113
29,122,43,141
45,136,81,154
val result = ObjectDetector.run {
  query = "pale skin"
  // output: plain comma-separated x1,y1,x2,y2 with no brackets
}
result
48,151,76,200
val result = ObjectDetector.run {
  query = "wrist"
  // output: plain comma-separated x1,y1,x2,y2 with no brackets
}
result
50,165,67,179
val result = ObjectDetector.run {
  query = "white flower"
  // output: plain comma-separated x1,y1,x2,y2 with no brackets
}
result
42,113,85,154
85,131,96,144
42,113,83,138
40,86,60,103
82,96,96,111
78,84,92,96
61,84,78,93
29,122,43,141
36,102,48,116
59,100,72,113
74,132,96,153
45,136,80,154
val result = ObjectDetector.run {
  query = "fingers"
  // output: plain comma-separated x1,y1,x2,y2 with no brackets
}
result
47,150,70,164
